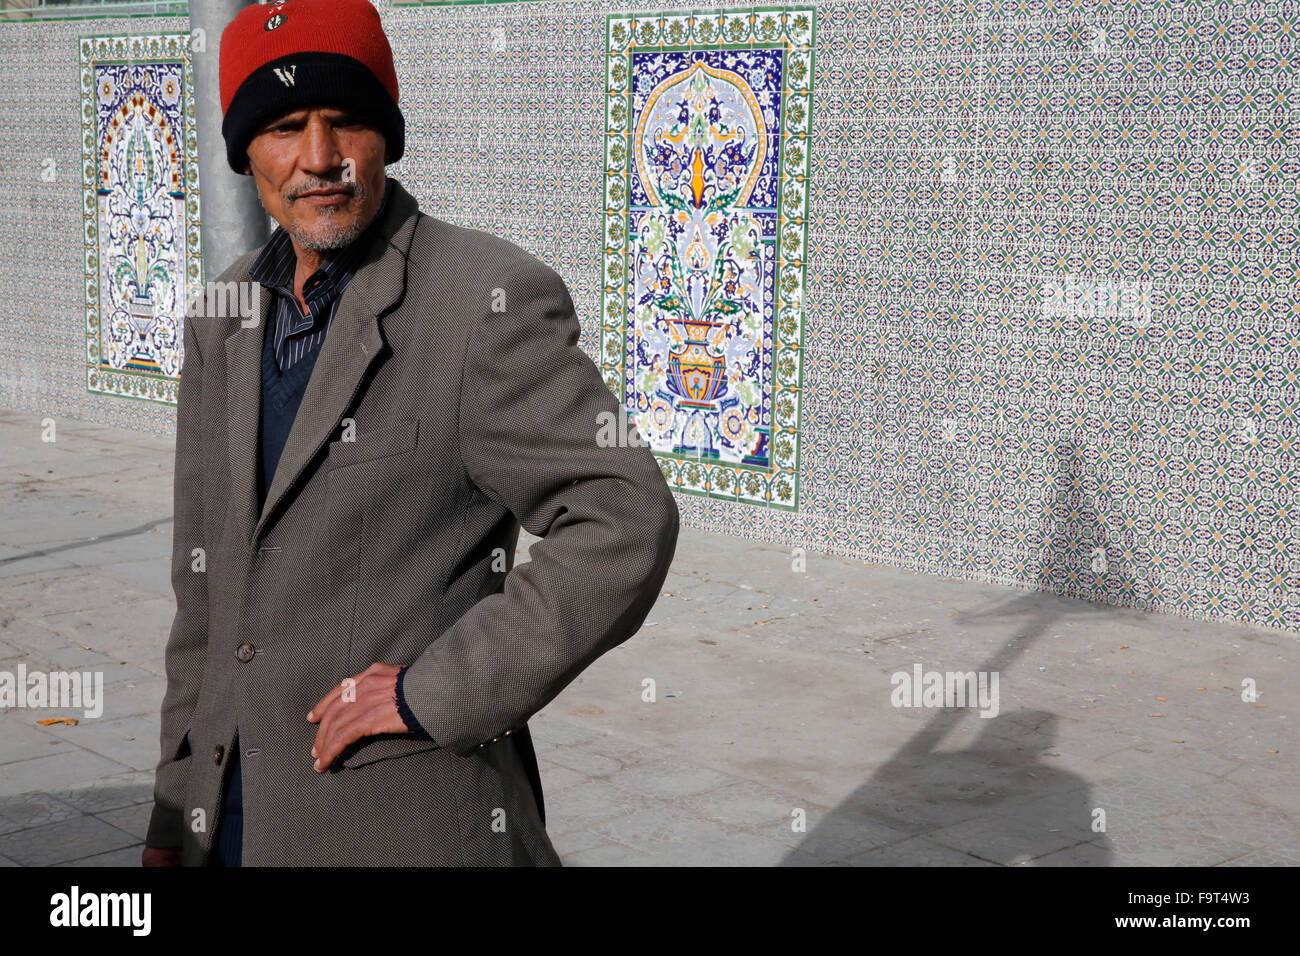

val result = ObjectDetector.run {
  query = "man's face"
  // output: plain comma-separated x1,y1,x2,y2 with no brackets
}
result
244,106,387,253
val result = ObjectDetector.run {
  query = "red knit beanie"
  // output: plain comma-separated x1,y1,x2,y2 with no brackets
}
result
219,0,404,175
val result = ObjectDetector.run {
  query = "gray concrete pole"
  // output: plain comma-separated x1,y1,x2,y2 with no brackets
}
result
190,0,269,283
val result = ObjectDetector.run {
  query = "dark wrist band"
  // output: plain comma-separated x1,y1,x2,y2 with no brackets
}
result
395,665,433,741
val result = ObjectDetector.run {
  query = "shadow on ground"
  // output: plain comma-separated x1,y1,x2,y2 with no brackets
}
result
0,780,152,866
782,440,1125,865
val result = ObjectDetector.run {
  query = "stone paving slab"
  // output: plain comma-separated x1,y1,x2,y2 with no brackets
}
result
54,846,147,867
0,749,133,798
0,407,1295,866
0,814,139,866
0,791,84,837
93,802,154,842
846,837,1001,867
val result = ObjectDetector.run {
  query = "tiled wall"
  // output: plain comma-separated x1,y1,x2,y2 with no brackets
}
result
0,12,191,434
1,0,1296,632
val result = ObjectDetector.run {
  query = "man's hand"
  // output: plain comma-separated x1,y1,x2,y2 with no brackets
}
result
142,846,182,866
307,662,411,772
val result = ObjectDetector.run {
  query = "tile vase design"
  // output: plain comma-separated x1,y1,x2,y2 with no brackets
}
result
81,33,201,406
602,8,816,510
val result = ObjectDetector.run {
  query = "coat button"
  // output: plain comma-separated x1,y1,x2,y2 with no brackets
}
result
235,641,256,663
213,744,224,765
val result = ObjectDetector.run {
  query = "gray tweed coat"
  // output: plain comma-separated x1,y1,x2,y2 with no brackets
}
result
146,176,680,865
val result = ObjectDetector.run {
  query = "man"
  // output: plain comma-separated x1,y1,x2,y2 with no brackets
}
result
142,0,679,866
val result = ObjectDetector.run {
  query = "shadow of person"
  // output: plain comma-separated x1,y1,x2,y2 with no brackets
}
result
779,437,1128,865
779,704,1112,865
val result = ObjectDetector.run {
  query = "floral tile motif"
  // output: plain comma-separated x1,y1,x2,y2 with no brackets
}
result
81,33,200,405
602,8,815,510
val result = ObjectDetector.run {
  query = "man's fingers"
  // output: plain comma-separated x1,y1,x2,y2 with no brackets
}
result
306,676,353,724
308,675,362,765
312,672,381,768
312,704,377,771
309,665,380,722
308,663,405,770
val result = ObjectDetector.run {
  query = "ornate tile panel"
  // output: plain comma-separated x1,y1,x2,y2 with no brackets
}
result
602,8,815,510
81,32,200,405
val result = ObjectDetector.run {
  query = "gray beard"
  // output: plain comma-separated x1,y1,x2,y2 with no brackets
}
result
263,178,372,252
290,212,366,252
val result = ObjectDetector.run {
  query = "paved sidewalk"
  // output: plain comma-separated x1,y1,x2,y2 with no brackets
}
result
0,407,1295,865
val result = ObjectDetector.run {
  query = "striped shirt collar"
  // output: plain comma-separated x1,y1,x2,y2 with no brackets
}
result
249,176,394,305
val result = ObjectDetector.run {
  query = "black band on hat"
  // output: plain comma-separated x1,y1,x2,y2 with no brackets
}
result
221,51,405,175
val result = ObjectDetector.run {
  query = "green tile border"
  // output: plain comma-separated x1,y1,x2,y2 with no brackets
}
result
0,2,186,25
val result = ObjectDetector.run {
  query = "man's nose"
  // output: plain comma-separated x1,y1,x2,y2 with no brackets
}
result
298,116,346,177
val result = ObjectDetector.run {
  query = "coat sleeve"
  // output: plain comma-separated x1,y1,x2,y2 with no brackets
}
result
399,259,680,757
145,310,210,848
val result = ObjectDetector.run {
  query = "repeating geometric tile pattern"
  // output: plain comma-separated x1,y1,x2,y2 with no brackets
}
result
377,0,1298,633
80,32,200,406
390,0,550,6
0,0,1294,632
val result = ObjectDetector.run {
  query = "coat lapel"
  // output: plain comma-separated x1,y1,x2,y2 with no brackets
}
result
223,178,424,546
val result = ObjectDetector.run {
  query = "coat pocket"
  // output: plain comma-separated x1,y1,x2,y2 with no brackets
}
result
338,733,441,769
326,418,419,469
172,727,193,762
